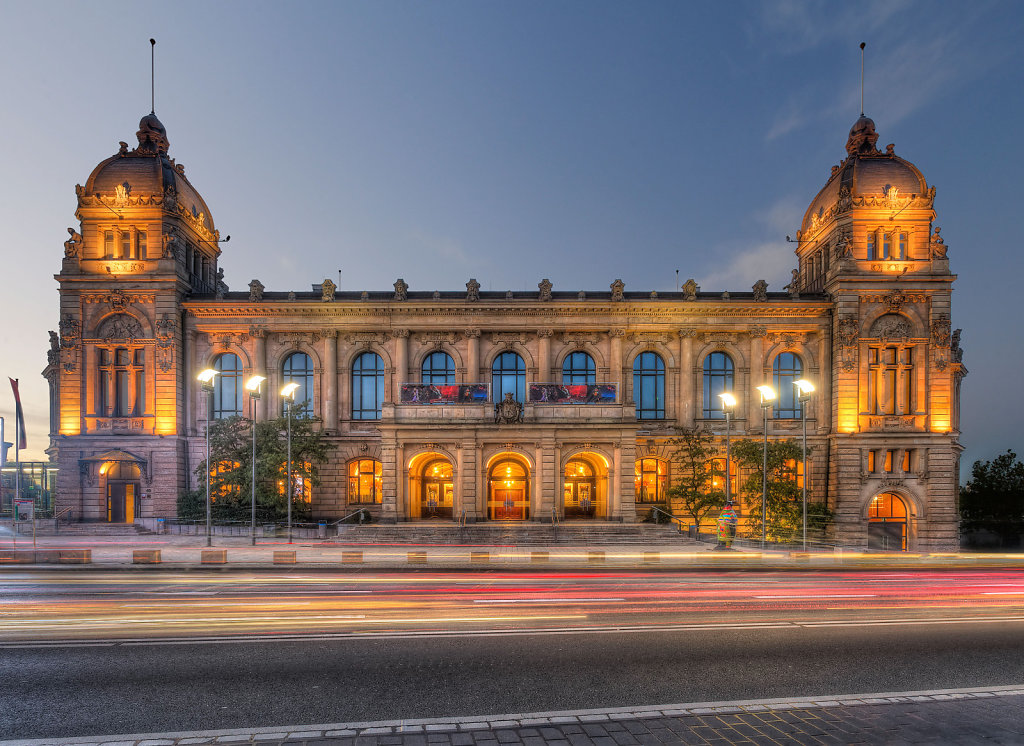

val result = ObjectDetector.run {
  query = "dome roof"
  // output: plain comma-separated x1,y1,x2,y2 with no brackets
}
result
800,116,928,235
83,113,215,234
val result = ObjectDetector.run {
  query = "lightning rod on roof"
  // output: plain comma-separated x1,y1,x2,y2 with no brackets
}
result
860,42,866,116
150,38,156,114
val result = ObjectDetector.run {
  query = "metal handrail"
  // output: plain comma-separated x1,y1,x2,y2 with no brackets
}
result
458,509,468,527
54,507,74,534
649,506,687,533
330,508,371,527
550,506,560,527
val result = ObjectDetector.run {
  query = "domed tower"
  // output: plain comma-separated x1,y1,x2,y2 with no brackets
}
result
46,113,224,522
795,115,964,550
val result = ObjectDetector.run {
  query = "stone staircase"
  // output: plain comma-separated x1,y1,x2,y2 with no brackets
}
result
9,521,155,538
330,521,699,546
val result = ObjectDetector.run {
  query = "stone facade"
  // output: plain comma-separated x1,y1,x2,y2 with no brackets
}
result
43,112,966,549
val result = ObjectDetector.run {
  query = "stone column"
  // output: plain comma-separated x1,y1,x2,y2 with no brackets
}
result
324,332,338,429
610,329,625,400
748,327,766,428
253,330,267,421
679,329,695,427
393,329,408,396
465,329,480,383
537,329,553,383
184,328,196,434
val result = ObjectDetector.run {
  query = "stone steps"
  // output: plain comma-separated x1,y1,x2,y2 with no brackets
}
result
16,523,154,537
330,522,695,546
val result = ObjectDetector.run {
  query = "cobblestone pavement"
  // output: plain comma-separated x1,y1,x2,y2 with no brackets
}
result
5,686,1023,746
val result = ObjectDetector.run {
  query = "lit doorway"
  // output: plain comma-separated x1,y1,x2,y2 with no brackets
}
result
868,492,909,550
487,456,529,520
104,461,141,523
564,457,598,518
421,459,454,519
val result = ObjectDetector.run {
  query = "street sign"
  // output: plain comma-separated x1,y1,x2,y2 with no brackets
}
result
13,498,34,522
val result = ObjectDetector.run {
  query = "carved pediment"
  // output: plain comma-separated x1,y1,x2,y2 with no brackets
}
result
95,314,145,342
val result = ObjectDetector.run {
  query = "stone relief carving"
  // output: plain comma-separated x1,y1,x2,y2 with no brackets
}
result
96,314,144,342
491,333,525,344
47,331,59,366
320,278,336,302
752,279,769,302
538,278,552,301
610,279,625,301
678,328,697,338
248,279,264,302
64,227,83,258
155,314,177,372
837,316,859,372
931,315,951,347
114,181,132,207
869,314,912,340
391,328,410,339
464,328,481,339
884,289,908,313
494,392,524,424
748,325,768,338
248,324,267,339
536,328,554,338
466,278,480,302
433,290,441,300
682,279,699,301
609,328,626,338
952,329,963,363
418,332,458,345
393,278,408,301
108,289,130,313
577,291,586,300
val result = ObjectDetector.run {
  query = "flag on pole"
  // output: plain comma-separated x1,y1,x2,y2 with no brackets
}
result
9,378,27,450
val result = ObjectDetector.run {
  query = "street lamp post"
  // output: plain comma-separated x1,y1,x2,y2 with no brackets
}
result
197,368,219,547
756,384,776,549
245,375,266,546
793,379,816,551
280,382,300,544
718,392,737,506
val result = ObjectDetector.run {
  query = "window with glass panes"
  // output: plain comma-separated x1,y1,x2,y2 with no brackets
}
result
348,459,382,503
634,458,667,503
97,346,145,417
562,352,596,385
212,353,242,418
352,352,384,419
772,352,803,418
282,352,314,417
491,351,525,403
702,352,734,419
421,351,455,384
632,352,665,420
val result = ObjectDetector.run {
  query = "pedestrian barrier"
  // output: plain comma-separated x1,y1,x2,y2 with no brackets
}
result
273,550,297,564
201,549,227,564
133,549,161,564
0,549,91,564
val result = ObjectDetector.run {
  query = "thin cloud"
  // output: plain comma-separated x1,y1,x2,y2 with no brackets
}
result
698,240,795,292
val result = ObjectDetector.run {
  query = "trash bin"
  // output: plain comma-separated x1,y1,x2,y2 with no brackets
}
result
317,521,327,539
156,518,166,535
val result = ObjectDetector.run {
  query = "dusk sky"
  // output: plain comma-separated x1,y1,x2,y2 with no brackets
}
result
1,0,1021,477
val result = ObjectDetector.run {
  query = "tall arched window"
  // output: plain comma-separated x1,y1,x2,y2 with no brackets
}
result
282,352,314,417
492,351,525,404
562,352,596,385
772,352,803,418
633,352,665,420
352,351,384,420
702,352,734,419
212,353,242,419
634,457,667,503
421,351,455,384
97,347,145,417
348,459,382,504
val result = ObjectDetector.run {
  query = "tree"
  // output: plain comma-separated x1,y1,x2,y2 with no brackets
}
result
960,450,1024,547
730,438,809,543
664,427,726,530
178,406,335,523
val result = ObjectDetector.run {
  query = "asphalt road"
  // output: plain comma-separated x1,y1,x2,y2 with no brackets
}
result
2,569,1024,740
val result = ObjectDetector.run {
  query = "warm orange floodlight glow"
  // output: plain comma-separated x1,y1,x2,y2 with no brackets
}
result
793,379,815,396
756,385,776,402
280,382,300,400
719,392,737,409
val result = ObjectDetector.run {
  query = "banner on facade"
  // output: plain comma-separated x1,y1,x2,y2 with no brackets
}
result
528,383,616,404
400,383,489,404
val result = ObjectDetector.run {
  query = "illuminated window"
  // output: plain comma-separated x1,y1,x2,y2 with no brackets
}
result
881,233,891,260
212,353,242,419
104,231,115,258
634,458,667,503
492,351,526,404
867,231,876,260
633,351,665,420
702,352,733,419
784,458,805,488
868,450,876,472
137,231,147,258
352,351,384,420
421,351,455,385
121,231,131,259
869,345,915,415
209,460,242,499
772,352,803,418
348,459,382,504
897,232,907,260
562,352,596,385
902,450,913,472
97,346,145,416
283,352,314,417
708,457,736,492
884,450,894,473
278,461,312,502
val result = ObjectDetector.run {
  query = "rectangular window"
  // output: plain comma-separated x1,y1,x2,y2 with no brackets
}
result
104,231,114,258
115,369,130,416
867,450,876,472
137,231,147,258
884,450,894,473
121,232,131,259
866,231,875,260
898,232,907,260
881,233,891,260
902,450,912,472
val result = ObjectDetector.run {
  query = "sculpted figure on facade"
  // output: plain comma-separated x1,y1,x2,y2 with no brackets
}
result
393,278,408,301
215,268,228,299
248,279,264,302
494,392,524,424
752,279,768,302
64,227,83,258
610,279,625,301
466,278,480,301
538,278,553,301
320,278,336,302
97,313,144,343
930,226,947,258
682,278,698,301
870,314,912,340
785,269,801,298
885,288,908,313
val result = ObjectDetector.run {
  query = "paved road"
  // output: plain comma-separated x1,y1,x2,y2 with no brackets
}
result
2,569,1024,741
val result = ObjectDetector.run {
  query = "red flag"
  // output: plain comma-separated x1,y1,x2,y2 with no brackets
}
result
9,378,27,450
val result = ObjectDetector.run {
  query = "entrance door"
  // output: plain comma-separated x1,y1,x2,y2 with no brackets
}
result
492,489,526,520
106,482,137,523
563,481,596,518
868,522,905,551
487,457,530,521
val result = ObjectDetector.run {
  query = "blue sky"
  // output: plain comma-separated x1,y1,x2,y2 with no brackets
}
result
1,0,1021,477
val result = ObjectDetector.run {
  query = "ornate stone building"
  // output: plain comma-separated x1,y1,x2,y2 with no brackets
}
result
43,110,966,549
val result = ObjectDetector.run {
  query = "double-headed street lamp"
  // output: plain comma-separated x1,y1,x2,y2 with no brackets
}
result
756,384,776,548
718,392,737,506
280,382,300,544
793,378,816,551
245,375,266,546
197,368,219,547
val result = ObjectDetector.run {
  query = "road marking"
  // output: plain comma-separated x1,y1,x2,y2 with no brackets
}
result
755,594,877,599
473,598,624,603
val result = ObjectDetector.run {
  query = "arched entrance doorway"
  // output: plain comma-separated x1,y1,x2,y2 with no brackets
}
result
868,492,909,550
407,452,455,520
103,461,141,523
487,455,530,520
563,454,609,518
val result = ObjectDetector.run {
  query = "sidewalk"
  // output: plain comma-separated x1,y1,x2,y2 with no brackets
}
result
3,685,1023,745
2,530,1023,570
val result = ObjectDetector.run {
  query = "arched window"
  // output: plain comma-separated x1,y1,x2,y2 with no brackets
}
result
633,352,665,420
772,352,803,418
702,352,734,419
562,352,596,385
869,345,915,415
634,457,667,503
421,351,455,385
348,459,382,504
352,352,385,420
282,352,314,417
212,353,242,419
492,351,525,404
97,347,145,417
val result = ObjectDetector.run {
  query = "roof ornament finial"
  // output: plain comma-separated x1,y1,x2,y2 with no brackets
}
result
149,38,155,115
859,42,866,117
